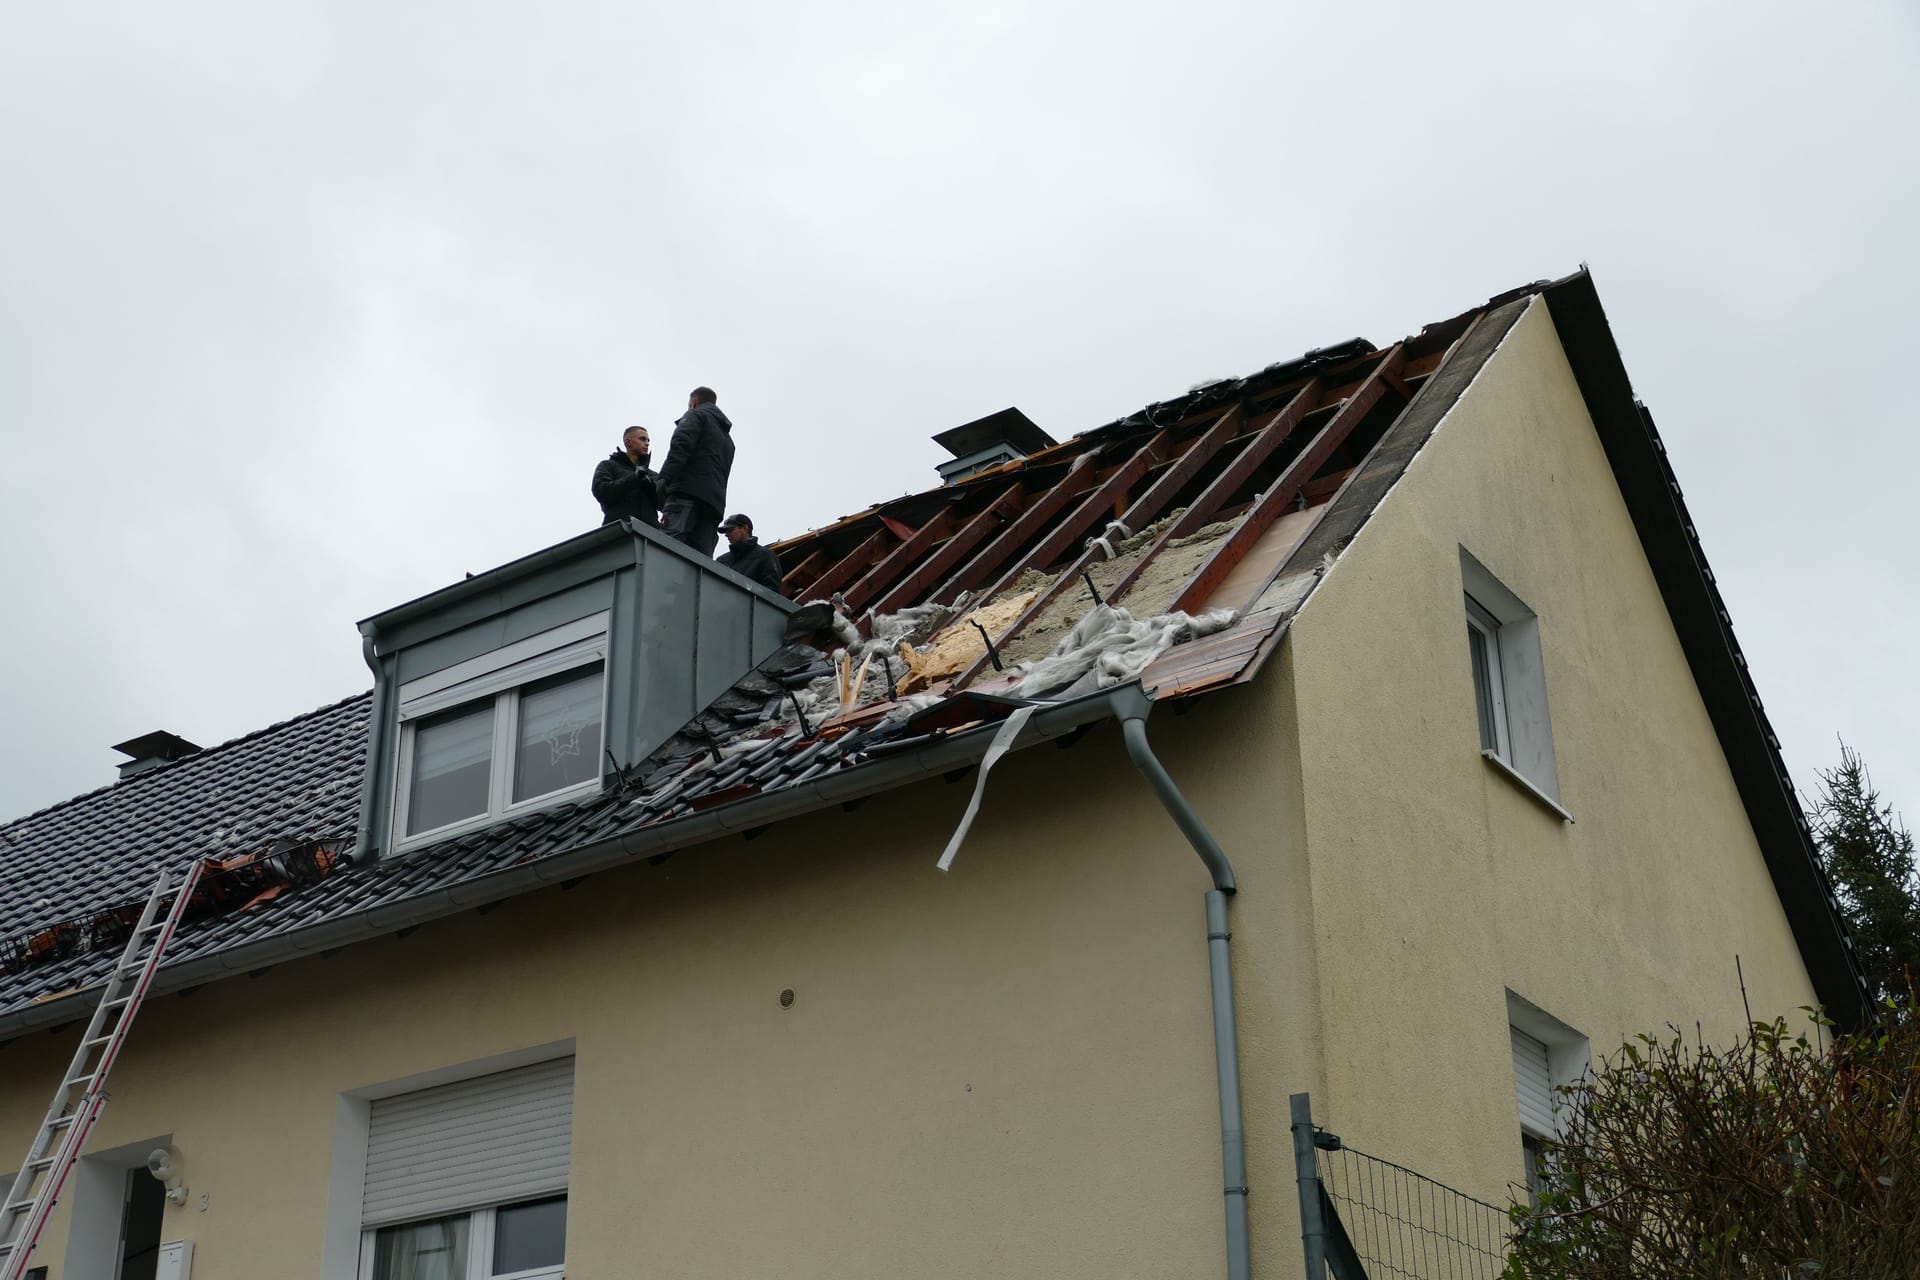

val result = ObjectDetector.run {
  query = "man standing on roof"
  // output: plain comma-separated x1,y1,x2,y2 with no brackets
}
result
658,386,735,556
715,514,784,594
591,425,660,527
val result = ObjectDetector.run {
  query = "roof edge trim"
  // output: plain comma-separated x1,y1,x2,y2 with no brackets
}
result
1540,269,1869,1027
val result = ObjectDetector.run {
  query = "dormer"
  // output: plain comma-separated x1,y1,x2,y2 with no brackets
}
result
355,521,793,860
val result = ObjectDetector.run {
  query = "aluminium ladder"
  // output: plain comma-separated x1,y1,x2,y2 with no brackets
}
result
0,861,202,1280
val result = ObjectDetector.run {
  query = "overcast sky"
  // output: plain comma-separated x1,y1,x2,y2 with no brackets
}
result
2,2,1914,827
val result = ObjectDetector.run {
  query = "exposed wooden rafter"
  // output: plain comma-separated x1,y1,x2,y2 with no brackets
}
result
1104,379,1324,607
1166,344,1409,615
866,485,1029,618
838,505,964,616
931,452,1102,605
948,405,1245,689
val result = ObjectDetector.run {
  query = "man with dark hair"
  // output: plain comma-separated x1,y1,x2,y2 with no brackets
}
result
658,386,735,556
715,514,784,594
590,425,660,527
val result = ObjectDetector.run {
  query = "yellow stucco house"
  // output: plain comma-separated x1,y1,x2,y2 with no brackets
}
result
0,270,1863,1280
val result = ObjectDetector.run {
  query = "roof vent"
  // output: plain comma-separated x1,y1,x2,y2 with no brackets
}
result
933,408,1056,484
111,731,203,781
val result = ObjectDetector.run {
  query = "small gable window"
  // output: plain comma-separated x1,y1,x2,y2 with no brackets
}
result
394,615,609,847
1460,550,1568,821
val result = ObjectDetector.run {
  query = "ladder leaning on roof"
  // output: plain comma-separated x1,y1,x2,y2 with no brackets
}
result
0,860,202,1280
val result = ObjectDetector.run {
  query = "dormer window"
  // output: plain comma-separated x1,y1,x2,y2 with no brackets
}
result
394,614,609,847
356,523,794,863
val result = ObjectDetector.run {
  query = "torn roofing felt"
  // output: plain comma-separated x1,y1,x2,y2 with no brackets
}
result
0,269,1868,1034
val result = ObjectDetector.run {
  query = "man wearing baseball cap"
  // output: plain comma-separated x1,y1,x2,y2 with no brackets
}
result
715,514,784,595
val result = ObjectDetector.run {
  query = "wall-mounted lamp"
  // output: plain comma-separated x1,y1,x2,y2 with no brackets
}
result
146,1147,188,1206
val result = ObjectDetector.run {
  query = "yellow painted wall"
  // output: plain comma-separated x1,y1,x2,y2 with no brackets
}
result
0,722,1274,1280
1279,297,1818,1214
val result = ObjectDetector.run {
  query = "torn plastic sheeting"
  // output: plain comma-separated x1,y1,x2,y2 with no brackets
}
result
1006,603,1240,700
935,704,1038,873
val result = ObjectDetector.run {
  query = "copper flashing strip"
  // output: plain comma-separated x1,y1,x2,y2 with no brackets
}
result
1105,381,1324,608
1167,345,1408,616
868,484,1028,618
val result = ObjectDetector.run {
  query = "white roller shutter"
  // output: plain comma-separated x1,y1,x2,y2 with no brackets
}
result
363,1056,574,1228
1510,1027,1554,1137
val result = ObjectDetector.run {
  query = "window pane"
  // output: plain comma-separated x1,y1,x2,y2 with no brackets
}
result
1468,624,1498,752
374,1215,470,1280
513,664,603,803
493,1196,567,1274
408,702,496,835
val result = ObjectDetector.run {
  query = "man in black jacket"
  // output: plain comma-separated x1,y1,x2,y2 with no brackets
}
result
591,426,660,527
658,386,735,556
715,514,784,595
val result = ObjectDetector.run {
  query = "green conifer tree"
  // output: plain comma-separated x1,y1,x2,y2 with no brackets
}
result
1813,745,1920,1003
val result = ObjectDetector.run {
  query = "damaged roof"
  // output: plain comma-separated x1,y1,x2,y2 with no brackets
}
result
0,270,1870,1034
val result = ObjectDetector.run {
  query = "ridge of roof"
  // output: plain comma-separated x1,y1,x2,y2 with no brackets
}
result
1,690,374,833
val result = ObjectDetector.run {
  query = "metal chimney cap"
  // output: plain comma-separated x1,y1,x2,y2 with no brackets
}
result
932,408,1055,460
111,731,203,780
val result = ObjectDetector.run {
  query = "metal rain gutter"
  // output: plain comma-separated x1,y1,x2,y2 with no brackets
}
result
1110,682,1251,1280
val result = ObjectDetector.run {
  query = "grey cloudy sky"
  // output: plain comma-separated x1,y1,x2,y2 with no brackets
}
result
3,2,1915,825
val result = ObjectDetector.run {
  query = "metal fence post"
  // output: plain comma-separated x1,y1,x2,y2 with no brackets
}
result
1290,1092,1329,1280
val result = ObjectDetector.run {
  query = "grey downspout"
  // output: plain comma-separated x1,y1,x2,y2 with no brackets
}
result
351,631,391,863
1110,684,1250,1280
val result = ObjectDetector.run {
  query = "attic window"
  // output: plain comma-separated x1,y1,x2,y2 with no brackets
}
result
394,615,609,848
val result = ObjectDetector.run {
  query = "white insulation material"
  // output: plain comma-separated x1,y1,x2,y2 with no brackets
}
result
935,704,1036,873
1007,603,1240,699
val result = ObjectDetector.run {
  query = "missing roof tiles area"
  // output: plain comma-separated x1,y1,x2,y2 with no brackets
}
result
0,288,1523,1032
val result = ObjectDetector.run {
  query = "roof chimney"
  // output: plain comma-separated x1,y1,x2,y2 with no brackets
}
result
111,731,203,781
932,408,1056,484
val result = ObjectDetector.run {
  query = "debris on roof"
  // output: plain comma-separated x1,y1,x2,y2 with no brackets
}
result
0,281,1555,1033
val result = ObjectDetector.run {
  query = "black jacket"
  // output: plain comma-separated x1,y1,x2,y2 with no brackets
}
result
718,537,784,595
591,451,660,527
659,403,736,513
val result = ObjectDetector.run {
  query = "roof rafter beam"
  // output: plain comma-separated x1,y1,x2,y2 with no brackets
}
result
1104,379,1324,607
1166,344,1409,616
949,405,1246,689
966,425,1178,612
839,503,965,616
932,452,1101,605
868,484,1028,617
801,526,896,603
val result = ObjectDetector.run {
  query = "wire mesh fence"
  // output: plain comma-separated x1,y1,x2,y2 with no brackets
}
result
1316,1140,1512,1280
1292,1092,1512,1280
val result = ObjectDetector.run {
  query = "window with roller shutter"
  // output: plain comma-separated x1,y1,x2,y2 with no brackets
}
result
358,1057,574,1280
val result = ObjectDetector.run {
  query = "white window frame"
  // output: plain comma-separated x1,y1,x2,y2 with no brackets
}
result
1465,595,1511,760
1460,550,1568,821
1506,991,1591,1193
392,613,611,852
357,1198,566,1280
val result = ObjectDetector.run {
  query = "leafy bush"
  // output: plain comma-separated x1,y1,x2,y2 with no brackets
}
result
1506,1000,1920,1278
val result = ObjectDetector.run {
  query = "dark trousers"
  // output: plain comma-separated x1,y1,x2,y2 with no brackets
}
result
662,497,722,558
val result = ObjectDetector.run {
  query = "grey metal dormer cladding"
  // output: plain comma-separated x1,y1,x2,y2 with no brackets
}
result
354,521,793,860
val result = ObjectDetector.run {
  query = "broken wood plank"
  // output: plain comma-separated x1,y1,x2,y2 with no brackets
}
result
1166,346,1408,616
